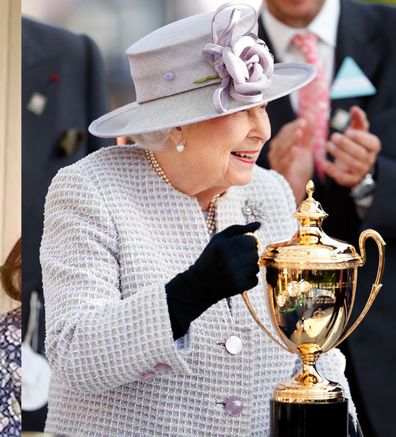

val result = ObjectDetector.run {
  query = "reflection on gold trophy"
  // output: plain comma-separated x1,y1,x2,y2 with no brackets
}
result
243,181,385,437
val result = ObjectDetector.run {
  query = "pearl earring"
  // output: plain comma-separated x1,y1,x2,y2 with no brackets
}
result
176,143,185,153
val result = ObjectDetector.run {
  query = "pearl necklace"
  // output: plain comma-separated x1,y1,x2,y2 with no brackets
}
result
144,150,218,235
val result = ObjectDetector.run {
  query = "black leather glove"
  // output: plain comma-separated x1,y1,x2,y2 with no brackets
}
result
166,222,261,340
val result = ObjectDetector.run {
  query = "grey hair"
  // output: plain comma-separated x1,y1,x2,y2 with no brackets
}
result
129,128,173,151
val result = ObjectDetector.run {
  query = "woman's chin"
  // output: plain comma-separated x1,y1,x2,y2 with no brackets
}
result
226,171,254,187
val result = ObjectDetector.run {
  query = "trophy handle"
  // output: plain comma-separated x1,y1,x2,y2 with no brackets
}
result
334,229,385,348
242,291,289,351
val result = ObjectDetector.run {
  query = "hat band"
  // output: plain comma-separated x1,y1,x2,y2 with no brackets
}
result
129,38,222,104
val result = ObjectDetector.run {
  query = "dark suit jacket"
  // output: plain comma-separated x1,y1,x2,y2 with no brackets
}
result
258,2,396,436
22,18,111,359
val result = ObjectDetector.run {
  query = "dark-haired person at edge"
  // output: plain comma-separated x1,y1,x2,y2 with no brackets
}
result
257,1,396,436
0,239,21,436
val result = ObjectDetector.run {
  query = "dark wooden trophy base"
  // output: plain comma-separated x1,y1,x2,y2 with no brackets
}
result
270,399,349,437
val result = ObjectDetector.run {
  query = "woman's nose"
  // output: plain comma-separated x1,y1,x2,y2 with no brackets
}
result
249,108,271,141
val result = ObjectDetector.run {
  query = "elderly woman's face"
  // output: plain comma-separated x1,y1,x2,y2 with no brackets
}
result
180,104,270,189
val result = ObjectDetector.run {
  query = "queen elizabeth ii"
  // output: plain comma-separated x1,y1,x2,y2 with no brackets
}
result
40,4,358,436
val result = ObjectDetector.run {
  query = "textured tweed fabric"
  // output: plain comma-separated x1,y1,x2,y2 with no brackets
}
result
41,146,356,436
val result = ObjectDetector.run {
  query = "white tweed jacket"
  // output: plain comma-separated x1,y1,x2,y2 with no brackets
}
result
41,146,355,436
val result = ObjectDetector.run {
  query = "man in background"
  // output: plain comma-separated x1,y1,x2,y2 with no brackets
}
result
22,17,111,431
257,1,396,436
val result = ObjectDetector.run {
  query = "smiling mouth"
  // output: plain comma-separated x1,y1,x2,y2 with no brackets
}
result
231,150,260,163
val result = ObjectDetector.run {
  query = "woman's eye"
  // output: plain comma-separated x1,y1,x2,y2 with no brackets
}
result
237,104,267,115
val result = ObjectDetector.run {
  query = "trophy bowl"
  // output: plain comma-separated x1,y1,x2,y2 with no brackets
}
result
243,181,385,437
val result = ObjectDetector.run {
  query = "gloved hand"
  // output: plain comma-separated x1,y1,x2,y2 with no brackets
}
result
166,222,260,340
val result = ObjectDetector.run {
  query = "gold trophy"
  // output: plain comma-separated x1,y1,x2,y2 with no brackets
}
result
243,181,385,437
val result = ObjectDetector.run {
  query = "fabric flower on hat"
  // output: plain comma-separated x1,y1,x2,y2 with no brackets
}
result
199,4,274,113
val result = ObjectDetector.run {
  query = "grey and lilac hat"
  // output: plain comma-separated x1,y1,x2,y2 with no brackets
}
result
89,3,315,138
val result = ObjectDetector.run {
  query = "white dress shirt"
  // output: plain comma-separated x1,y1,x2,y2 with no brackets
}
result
261,0,340,111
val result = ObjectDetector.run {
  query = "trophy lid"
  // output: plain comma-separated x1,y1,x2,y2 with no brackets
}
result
260,181,362,270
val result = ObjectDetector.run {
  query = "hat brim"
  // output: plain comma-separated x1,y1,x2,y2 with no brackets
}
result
89,63,315,138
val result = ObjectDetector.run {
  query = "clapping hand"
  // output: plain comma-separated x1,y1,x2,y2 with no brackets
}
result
320,106,381,187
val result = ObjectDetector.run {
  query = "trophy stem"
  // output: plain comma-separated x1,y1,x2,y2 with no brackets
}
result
274,343,345,403
294,359,323,387
294,343,323,386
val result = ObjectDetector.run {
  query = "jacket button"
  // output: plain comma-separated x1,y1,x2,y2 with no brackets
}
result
154,363,172,374
224,396,244,416
225,336,243,355
139,371,155,383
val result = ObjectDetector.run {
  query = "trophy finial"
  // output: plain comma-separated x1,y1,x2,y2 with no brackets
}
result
296,180,327,225
306,180,314,198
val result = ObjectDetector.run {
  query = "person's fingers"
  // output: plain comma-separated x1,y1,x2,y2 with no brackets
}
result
269,123,307,173
243,221,261,234
326,141,367,175
227,250,259,273
268,142,292,171
328,131,380,178
344,128,381,153
301,114,316,148
270,118,306,157
226,235,260,256
320,158,361,187
220,222,261,238
329,132,371,161
269,137,292,162
278,117,307,137
349,106,370,131
273,145,298,171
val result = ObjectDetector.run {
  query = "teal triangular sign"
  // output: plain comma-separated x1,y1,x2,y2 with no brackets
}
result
330,56,376,100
